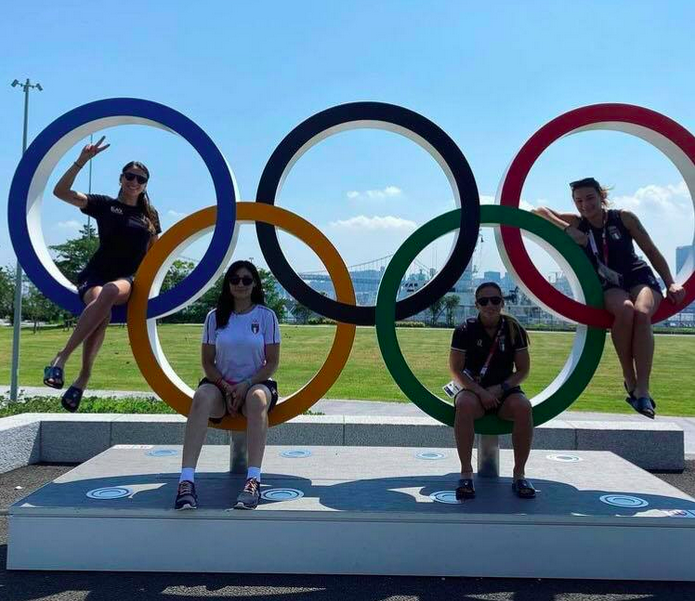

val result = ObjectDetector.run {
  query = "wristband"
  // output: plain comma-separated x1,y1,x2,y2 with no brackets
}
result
74,161,85,169
501,381,511,393
215,376,225,388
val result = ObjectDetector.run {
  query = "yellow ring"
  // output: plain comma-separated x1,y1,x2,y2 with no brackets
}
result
127,202,357,430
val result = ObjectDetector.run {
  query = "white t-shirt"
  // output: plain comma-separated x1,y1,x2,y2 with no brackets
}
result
202,305,281,382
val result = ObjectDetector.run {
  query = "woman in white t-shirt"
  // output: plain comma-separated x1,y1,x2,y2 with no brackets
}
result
175,260,281,511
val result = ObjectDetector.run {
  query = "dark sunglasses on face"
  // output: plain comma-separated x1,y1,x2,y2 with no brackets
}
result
476,296,502,307
230,275,254,286
123,172,148,185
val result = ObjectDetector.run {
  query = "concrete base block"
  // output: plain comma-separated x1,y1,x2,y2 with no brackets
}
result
0,416,40,473
8,445,695,579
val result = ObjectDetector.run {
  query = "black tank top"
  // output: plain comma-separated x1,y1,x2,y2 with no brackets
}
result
577,209,647,276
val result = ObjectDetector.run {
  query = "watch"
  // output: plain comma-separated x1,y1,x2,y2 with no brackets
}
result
501,381,511,393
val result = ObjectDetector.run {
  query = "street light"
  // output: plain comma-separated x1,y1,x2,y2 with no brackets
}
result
9,78,43,402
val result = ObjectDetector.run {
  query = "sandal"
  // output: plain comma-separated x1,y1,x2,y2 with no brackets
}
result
455,478,476,500
43,365,64,389
61,386,83,413
512,478,536,499
626,395,656,420
623,381,635,400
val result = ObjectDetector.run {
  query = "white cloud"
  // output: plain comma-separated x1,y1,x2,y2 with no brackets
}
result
346,186,403,200
57,220,81,230
329,215,417,230
612,181,690,216
167,209,188,218
480,193,536,212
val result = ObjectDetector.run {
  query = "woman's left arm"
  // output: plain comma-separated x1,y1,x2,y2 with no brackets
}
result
506,348,530,387
621,211,685,304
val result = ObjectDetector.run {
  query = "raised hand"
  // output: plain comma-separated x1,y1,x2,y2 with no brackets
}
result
77,135,110,165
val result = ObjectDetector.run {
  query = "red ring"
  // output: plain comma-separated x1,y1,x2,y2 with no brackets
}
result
498,103,695,327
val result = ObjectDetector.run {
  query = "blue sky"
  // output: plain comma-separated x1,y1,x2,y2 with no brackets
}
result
2,1,694,284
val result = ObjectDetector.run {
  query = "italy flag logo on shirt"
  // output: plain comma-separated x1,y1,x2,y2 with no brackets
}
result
251,321,260,334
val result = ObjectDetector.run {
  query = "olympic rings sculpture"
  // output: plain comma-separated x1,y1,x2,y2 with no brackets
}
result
8,99,695,434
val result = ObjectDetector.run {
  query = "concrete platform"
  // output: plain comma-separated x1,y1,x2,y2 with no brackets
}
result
8,445,695,580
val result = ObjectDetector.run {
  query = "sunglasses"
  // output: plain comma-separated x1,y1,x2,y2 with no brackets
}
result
476,296,502,306
569,177,599,191
123,172,148,185
230,275,254,286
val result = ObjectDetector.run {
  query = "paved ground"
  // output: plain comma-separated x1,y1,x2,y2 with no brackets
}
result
2,462,695,600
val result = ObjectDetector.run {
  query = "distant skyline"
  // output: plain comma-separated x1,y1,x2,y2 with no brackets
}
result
2,2,694,288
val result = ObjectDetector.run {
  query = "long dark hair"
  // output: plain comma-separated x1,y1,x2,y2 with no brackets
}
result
121,161,158,235
215,260,266,329
475,281,528,346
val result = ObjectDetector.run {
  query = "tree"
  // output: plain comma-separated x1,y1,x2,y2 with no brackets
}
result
49,224,98,283
258,268,286,321
444,294,460,327
23,282,63,332
427,297,446,326
290,300,312,324
0,264,16,320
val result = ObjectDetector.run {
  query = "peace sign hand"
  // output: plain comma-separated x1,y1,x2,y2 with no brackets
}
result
77,135,110,165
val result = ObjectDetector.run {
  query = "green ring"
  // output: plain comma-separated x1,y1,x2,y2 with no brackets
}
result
375,205,606,434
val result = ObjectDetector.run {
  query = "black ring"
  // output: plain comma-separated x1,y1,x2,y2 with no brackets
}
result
256,102,480,325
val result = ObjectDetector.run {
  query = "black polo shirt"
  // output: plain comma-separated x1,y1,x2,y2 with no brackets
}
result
78,194,161,282
450,316,529,387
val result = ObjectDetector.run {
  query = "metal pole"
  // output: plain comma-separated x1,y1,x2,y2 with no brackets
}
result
9,78,42,402
477,434,500,477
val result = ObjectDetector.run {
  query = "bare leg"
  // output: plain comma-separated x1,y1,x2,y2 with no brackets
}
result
453,391,485,477
241,385,271,469
604,288,636,392
48,280,132,375
181,384,226,469
498,393,534,479
631,285,662,399
73,314,111,390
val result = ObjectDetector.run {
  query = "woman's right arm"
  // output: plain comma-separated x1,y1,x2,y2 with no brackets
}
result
532,207,587,246
53,136,110,208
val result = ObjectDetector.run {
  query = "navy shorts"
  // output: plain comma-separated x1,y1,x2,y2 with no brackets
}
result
77,274,134,303
198,377,279,424
603,265,661,296
455,386,525,415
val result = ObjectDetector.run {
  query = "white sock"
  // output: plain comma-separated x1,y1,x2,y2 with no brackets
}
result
247,466,261,482
180,467,195,483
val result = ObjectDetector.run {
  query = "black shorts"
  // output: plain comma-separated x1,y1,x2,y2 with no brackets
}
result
455,386,525,415
77,274,134,303
198,377,279,424
603,265,661,296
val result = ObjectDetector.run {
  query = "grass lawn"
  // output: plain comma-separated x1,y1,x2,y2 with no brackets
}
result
1,324,693,416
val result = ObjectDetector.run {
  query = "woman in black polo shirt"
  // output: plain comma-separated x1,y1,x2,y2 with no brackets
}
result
449,282,535,500
43,136,161,412
533,177,686,419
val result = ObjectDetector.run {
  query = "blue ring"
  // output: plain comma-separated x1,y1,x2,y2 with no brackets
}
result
8,98,237,322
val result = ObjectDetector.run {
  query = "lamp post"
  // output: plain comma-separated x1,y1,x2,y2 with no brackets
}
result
9,78,42,402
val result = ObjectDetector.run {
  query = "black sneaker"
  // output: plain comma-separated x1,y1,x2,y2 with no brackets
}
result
175,480,198,510
234,477,260,510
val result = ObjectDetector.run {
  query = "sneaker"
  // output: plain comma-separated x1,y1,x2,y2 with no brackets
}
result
175,480,198,510
235,477,260,510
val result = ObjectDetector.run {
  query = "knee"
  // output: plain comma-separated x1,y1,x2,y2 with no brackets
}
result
613,301,635,324
191,388,216,414
94,284,120,307
245,389,269,416
455,394,478,418
509,397,532,421
633,305,652,326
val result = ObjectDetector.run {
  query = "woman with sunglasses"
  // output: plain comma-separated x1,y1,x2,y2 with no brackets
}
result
175,260,281,511
44,136,161,412
449,282,535,500
533,177,686,419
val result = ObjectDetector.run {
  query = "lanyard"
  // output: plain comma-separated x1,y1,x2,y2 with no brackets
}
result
587,213,609,265
478,317,504,382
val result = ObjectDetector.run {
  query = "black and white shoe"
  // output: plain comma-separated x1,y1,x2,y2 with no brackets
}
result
234,477,260,510
175,480,198,510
